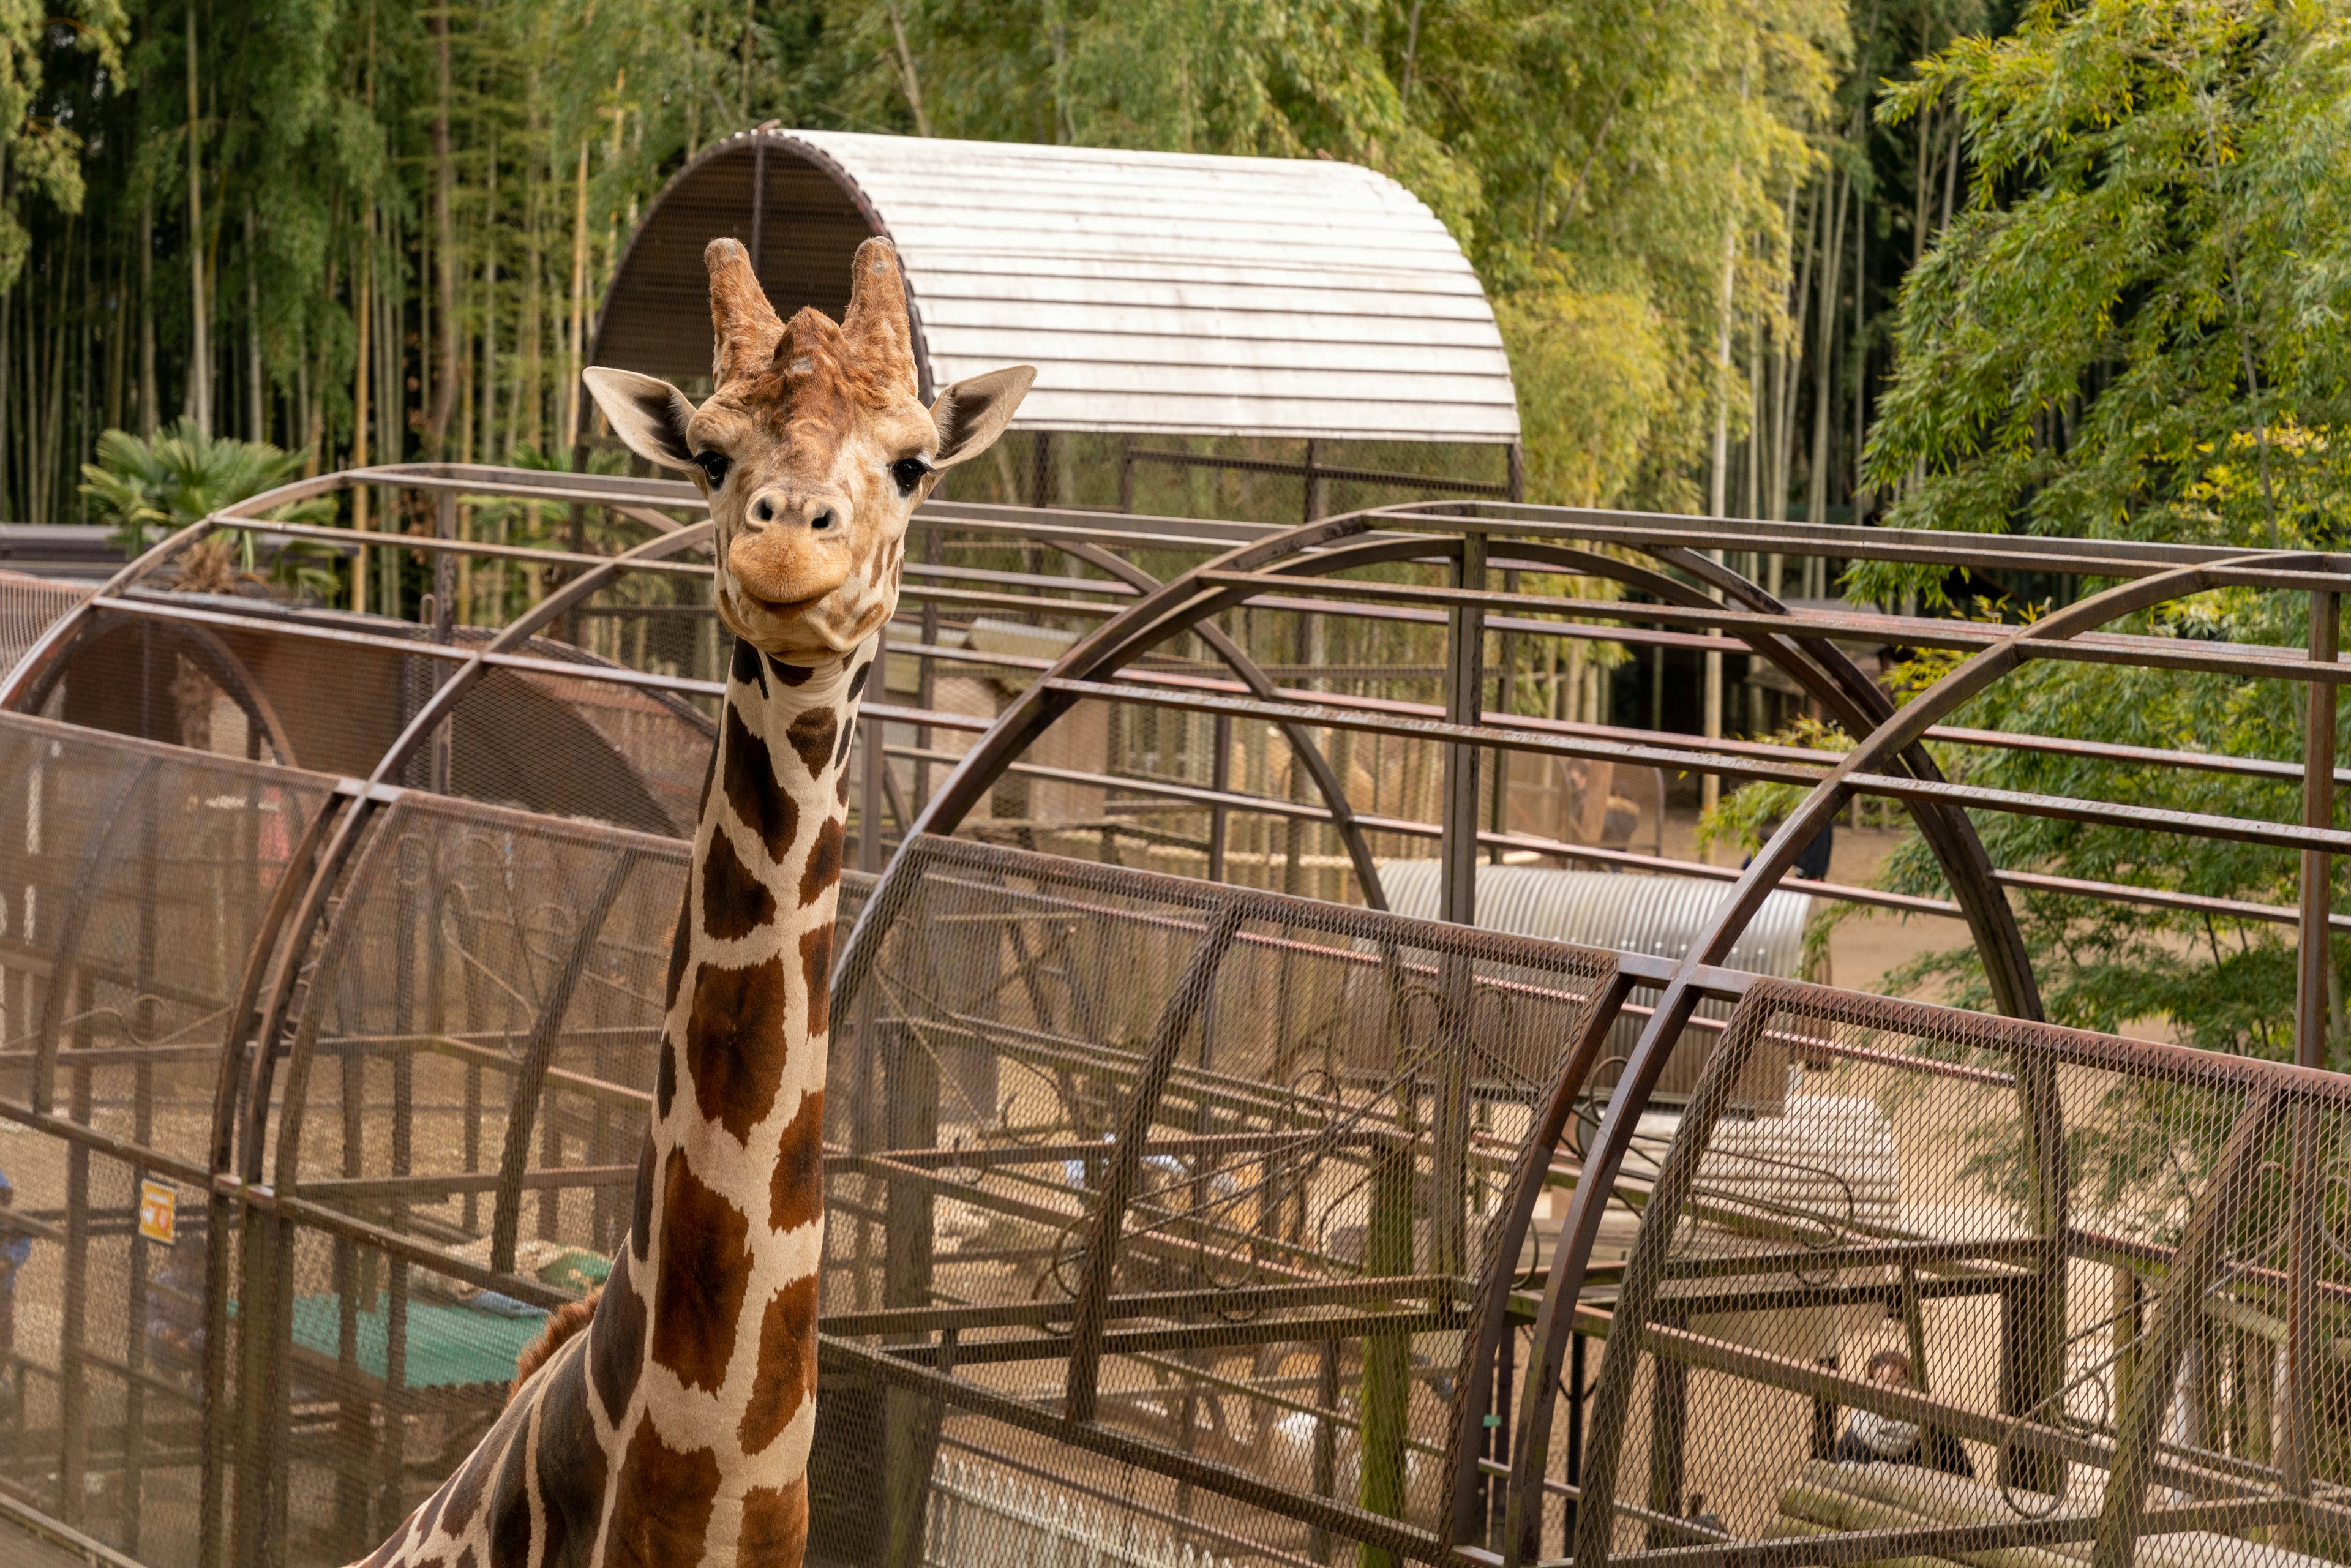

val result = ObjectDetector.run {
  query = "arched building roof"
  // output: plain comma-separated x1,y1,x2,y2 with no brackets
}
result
591,128,1520,444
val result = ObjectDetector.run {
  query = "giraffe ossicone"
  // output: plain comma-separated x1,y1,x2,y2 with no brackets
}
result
351,235,1031,1568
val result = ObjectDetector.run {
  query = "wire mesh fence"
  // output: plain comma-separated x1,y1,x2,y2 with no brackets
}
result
1542,978,2351,1568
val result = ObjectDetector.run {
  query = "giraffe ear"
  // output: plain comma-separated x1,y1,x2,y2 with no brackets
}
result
583,368,697,471
929,366,1036,470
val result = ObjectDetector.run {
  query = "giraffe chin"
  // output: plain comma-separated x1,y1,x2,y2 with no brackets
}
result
718,582,870,659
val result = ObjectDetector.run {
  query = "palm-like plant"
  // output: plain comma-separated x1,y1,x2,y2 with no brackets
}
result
79,421,340,599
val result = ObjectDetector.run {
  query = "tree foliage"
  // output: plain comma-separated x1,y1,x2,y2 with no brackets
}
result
1842,0,2351,1060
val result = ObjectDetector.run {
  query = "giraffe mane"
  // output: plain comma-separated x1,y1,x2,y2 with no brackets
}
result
509,1287,602,1404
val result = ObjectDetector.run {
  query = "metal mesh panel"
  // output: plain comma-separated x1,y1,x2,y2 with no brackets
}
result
1562,979,2351,1568
817,835,1618,1567
0,571,89,678
241,793,686,1564
0,713,343,1567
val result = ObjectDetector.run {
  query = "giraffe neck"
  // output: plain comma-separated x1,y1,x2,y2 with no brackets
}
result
349,634,874,1568
602,632,872,1559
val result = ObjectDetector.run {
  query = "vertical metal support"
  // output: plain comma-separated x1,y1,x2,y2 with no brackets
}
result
124,775,159,1553
1645,1315,1689,1547
1441,530,1487,927
1700,552,1724,823
1486,1322,1515,1550
1207,712,1231,882
431,491,456,795
1898,1262,1930,1392
1491,570,1516,866
1360,1142,1414,1568
882,1021,939,1568
860,713,886,873
58,974,91,1525
1119,433,1135,514
748,132,770,283
2280,590,2335,1544
2299,589,2339,1072
1564,1330,1585,1559
1311,1338,1339,1565
917,536,940,811
1303,438,1323,523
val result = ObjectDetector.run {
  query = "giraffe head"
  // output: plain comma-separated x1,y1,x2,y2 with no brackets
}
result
586,236,1033,659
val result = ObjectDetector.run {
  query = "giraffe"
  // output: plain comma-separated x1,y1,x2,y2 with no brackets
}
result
351,234,1033,1568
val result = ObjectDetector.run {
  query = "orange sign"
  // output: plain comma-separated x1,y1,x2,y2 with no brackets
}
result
138,1180,177,1245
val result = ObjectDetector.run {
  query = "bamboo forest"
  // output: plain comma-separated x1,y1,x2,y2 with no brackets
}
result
1,0,2033,535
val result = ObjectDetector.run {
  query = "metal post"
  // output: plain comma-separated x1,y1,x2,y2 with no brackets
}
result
1565,1331,1586,1551
2297,589,2338,1072
1701,552,1724,828
2284,590,2338,1537
1311,1338,1338,1564
860,715,886,873
431,491,456,794
1360,1145,1414,1568
1645,1313,1687,1547
1207,712,1231,883
1441,531,1487,927
748,129,770,285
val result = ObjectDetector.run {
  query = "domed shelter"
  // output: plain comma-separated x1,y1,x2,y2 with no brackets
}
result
590,128,1523,523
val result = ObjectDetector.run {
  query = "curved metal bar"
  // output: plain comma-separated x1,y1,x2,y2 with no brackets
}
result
1510,559,2245,1567
1439,966,1634,1548
2090,1086,2290,1568
365,520,715,789
834,515,1378,986
222,519,724,1182
0,520,222,711
198,780,347,1566
207,788,353,1176
1642,543,2043,1021
1055,537,1391,909
261,797,414,1192
486,847,644,1272
1062,896,1245,1421
7,610,305,768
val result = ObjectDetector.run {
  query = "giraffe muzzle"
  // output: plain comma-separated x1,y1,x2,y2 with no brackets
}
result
729,493,857,609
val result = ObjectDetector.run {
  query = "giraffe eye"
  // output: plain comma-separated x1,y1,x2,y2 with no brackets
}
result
693,450,730,488
891,457,932,497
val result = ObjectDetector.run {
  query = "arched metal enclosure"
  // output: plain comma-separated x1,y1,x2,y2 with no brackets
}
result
0,464,2347,1568
590,128,1523,524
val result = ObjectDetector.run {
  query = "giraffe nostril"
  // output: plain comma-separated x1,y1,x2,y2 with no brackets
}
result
752,495,776,523
809,509,833,531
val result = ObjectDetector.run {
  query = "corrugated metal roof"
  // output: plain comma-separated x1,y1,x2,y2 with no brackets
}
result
595,129,1519,445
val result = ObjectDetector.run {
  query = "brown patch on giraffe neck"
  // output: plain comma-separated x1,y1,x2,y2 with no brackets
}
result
485,1399,536,1566
589,1250,647,1422
798,817,845,907
798,921,834,1039
664,880,693,1012
531,1341,607,1568
738,1477,810,1568
648,1149,752,1393
736,1274,819,1455
683,955,792,1141
602,1414,722,1568
784,705,839,780
702,830,778,942
768,1089,826,1235
722,701,800,862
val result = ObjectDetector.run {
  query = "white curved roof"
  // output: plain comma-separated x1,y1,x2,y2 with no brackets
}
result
784,130,1519,444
